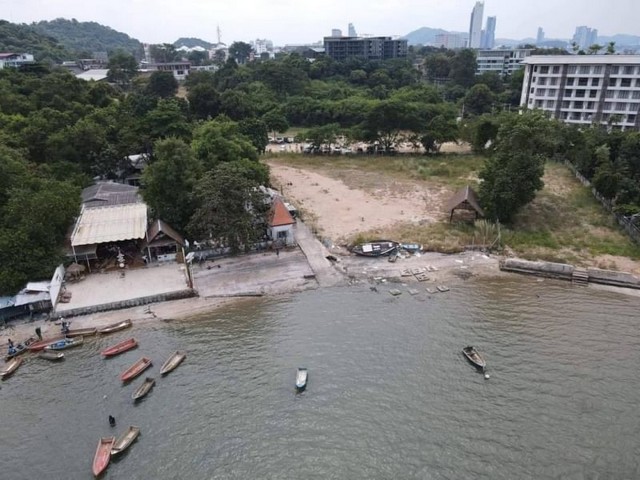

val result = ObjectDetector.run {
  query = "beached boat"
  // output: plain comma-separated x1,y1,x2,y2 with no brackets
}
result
101,338,137,357
132,377,155,401
1,357,22,379
295,367,308,391
39,351,65,361
400,243,423,253
92,437,115,477
27,337,64,352
111,426,141,456
5,342,28,361
160,351,186,375
98,319,132,334
44,336,84,351
351,240,399,257
120,357,152,382
462,346,486,371
65,327,97,338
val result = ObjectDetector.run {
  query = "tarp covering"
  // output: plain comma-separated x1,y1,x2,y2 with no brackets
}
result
71,204,147,247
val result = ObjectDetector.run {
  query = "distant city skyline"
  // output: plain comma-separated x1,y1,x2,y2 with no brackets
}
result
1,0,639,45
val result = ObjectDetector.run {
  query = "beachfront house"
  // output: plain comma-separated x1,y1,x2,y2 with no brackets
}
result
268,197,296,247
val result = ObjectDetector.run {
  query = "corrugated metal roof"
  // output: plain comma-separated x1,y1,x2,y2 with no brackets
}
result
14,291,50,307
82,182,140,206
76,69,109,81
71,203,148,246
24,282,50,293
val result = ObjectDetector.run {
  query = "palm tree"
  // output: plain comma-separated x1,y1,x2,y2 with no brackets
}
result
606,41,616,54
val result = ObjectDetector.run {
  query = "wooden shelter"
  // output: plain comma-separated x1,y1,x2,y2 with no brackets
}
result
445,185,484,222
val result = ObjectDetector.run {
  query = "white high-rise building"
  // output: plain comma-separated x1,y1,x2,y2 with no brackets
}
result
520,55,640,131
348,23,357,37
536,27,545,45
481,16,496,49
573,26,598,50
468,1,484,49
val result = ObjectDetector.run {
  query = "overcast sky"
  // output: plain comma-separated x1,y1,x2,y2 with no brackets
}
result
2,0,639,45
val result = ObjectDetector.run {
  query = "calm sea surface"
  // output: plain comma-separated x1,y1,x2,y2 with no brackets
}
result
1,276,639,479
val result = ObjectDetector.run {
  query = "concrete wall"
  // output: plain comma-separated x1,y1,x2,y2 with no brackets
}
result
54,288,196,318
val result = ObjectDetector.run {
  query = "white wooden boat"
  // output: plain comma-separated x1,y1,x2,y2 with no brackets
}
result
39,351,65,361
98,319,132,334
295,367,308,391
111,426,141,456
160,351,186,375
1,357,22,379
132,377,155,401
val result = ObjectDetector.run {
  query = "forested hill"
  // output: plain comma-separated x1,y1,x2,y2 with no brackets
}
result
174,37,214,49
32,18,143,58
0,20,69,63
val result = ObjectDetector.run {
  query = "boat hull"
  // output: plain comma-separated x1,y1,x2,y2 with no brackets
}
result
111,426,140,456
102,338,137,357
27,337,64,352
5,343,28,361
44,337,83,351
132,378,155,401
98,319,132,334
66,328,97,338
295,368,308,391
92,437,115,477
1,358,22,379
39,351,65,361
462,347,486,370
160,351,186,375
351,240,399,257
120,357,152,382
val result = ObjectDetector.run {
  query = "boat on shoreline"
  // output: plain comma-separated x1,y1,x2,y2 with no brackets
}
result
27,337,64,352
101,338,137,357
39,351,65,361
160,351,186,375
92,437,115,477
462,346,486,371
132,377,155,401
5,343,28,361
1,357,22,379
65,327,97,338
296,367,308,391
111,426,140,456
351,240,399,257
44,336,84,351
120,357,152,382
98,319,132,334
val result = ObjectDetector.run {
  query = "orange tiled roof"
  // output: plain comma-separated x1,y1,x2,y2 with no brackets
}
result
269,197,295,227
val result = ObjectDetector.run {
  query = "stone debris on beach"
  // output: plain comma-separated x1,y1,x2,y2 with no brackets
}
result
426,288,437,294
408,289,420,296
389,289,403,296
436,285,450,292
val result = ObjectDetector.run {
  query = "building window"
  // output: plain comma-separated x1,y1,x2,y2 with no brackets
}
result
552,66,560,74
576,89,586,98
604,102,613,111
636,79,640,87
546,100,555,108
548,89,557,97
621,78,631,87
536,88,546,96
578,66,590,74
618,90,629,99
560,112,568,119
540,66,549,74
530,87,535,94
609,78,617,87
534,66,538,72
611,66,620,74
538,77,547,85
605,90,614,98
593,66,603,74
632,91,640,99
578,78,588,86
615,102,628,111
550,77,558,86
535,100,543,108
562,101,570,108
566,78,575,86
587,102,595,109
589,90,598,98
567,65,577,74
564,89,573,98
623,66,634,75
628,115,637,123
591,78,600,86
574,101,584,109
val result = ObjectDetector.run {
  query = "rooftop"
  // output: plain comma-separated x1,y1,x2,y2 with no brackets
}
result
71,203,148,247
76,69,109,81
523,55,640,65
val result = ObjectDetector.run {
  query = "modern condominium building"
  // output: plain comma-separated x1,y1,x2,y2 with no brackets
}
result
323,36,408,62
520,55,640,131
477,48,532,76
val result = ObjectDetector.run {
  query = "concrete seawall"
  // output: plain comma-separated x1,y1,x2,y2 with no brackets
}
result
500,258,640,289
54,289,197,318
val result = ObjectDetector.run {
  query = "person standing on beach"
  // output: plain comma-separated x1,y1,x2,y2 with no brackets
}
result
35,327,42,340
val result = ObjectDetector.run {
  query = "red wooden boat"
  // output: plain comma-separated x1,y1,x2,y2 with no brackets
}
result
101,338,138,357
27,337,64,352
120,357,152,382
92,437,115,477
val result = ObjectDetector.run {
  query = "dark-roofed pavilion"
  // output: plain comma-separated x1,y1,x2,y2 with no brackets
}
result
445,185,484,222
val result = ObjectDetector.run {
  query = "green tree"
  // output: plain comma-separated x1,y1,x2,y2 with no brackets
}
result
142,138,203,234
478,111,555,222
107,50,138,88
238,118,269,154
187,82,220,119
420,114,459,154
360,100,422,151
144,99,191,140
191,117,258,171
262,110,289,139
146,71,178,98
449,49,477,88
464,84,496,116
592,145,619,199
228,41,253,64
188,162,267,253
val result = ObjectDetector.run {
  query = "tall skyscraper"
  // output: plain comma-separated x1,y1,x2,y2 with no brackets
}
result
348,23,357,37
331,29,342,38
573,26,598,50
481,16,496,48
468,1,484,49
536,27,545,45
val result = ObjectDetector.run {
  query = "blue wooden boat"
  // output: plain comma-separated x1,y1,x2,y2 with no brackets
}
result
44,336,84,351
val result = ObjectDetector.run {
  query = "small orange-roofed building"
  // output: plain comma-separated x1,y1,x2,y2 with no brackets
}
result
268,197,296,246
